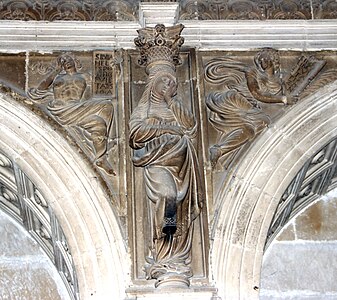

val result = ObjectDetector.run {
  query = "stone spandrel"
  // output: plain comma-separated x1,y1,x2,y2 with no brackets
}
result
200,50,337,221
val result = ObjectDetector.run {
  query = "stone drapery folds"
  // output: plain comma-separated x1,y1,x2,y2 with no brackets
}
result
28,53,115,175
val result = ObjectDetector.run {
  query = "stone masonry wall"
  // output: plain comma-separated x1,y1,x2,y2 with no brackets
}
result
0,209,70,300
261,188,337,299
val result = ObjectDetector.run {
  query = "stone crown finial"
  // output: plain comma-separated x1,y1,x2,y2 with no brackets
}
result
134,24,184,73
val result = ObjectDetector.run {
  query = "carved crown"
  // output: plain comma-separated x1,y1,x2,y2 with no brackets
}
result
134,24,184,72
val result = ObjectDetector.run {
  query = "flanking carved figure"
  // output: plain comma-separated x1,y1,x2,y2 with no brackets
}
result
28,53,115,175
204,48,326,168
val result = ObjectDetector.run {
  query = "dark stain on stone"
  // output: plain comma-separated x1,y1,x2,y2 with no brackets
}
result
306,203,323,235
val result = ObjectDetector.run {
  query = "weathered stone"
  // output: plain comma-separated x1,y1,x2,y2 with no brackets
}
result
295,195,337,241
0,210,70,300
0,9,337,300
261,241,337,297
276,222,296,241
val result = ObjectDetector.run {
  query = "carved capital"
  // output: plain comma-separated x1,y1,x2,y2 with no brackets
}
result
134,24,184,73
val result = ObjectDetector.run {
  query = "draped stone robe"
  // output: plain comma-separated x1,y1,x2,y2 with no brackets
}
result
129,85,203,275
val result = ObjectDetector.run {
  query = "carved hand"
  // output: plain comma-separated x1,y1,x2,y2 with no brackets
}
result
164,125,185,136
164,80,177,105
283,93,298,105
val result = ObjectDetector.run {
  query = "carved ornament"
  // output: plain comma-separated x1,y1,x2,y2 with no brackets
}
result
0,151,78,299
0,0,137,21
180,0,314,20
0,0,336,21
267,137,337,248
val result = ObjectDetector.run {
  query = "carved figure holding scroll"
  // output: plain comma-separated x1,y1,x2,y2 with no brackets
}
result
28,54,115,175
205,48,296,168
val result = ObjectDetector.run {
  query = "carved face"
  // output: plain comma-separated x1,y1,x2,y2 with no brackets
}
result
258,53,273,71
153,74,177,98
255,49,280,75
58,55,76,73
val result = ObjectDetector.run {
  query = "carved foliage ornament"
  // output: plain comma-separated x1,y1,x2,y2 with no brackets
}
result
130,24,203,288
0,0,137,21
134,24,185,73
0,0,336,21
179,0,313,20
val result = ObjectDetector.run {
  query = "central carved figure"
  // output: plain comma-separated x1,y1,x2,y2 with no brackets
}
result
129,24,203,287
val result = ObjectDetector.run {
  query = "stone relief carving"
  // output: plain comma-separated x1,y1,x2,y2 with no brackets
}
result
0,0,336,21
129,24,203,287
179,0,313,20
0,0,137,21
313,0,337,19
28,53,116,175
0,151,79,299
204,48,325,168
2,45,337,297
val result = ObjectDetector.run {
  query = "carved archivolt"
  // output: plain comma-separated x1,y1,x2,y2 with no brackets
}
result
0,151,79,299
0,91,127,300
211,74,337,300
267,137,337,247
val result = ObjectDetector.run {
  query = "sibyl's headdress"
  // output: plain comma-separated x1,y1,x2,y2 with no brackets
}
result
134,24,184,75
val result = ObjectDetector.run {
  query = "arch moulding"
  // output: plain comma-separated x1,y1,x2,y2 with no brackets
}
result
212,81,337,299
0,92,128,300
